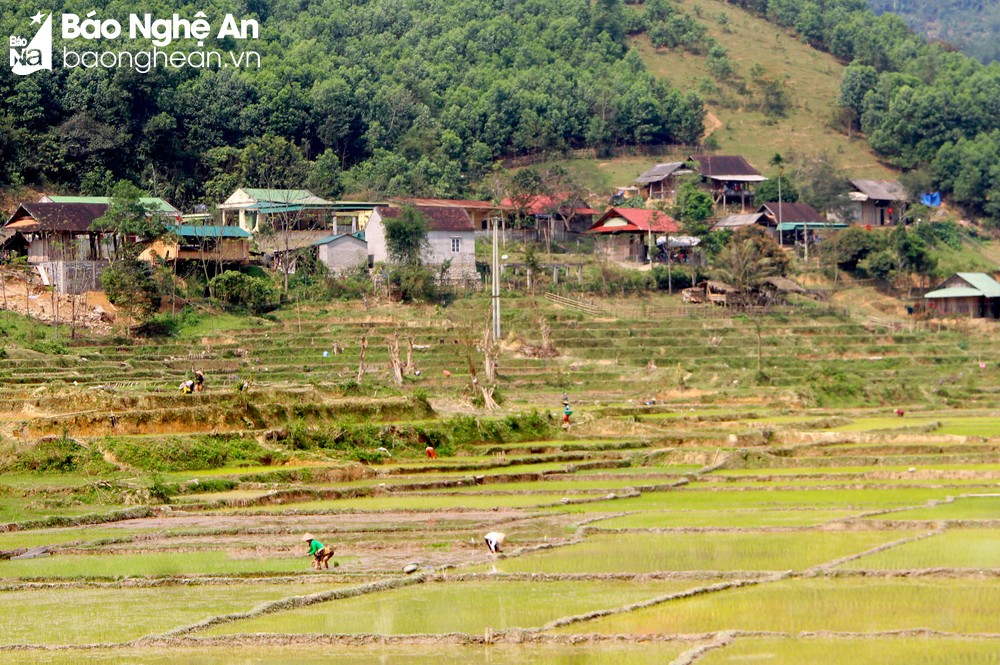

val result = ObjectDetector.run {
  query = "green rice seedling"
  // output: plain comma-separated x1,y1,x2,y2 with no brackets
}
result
200,579,699,636
0,526,171,551
545,487,958,514
0,551,319,580
701,478,995,489
414,479,651,493
826,418,941,432
700,637,1000,665
935,417,1000,437
0,643,697,664
865,495,1000,521
837,528,1000,570
590,509,863,529
553,578,1000,635
470,531,917,574
224,493,579,513
0,497,124,524
0,583,335,646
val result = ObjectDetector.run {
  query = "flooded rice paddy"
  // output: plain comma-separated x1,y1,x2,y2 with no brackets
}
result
2,406,998,662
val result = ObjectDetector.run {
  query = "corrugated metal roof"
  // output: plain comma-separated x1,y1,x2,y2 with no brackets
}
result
312,232,366,246
924,287,984,299
243,188,330,204
396,197,498,210
377,205,474,232
757,202,825,223
850,179,908,202
168,225,251,239
43,195,179,214
690,154,763,178
956,272,1000,298
635,162,689,184
4,202,109,233
713,214,763,229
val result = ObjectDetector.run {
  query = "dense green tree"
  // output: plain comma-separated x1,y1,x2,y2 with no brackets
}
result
754,176,799,205
384,205,430,266
823,226,886,270
90,181,168,260
0,0,706,206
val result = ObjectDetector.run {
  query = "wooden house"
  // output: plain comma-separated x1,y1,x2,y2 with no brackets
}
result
585,207,680,263
1,202,114,293
141,225,251,265
689,154,766,209
3,202,110,263
923,273,1000,318
366,205,477,280
849,179,908,227
634,162,693,201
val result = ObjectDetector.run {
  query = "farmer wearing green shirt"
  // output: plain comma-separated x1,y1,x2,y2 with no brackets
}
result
302,533,335,569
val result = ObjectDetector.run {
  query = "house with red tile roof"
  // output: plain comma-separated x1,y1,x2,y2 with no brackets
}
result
500,193,599,237
586,207,680,263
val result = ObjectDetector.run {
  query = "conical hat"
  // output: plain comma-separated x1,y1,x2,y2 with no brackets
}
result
302,533,315,542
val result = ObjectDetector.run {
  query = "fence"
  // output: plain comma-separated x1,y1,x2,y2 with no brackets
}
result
39,260,109,295
500,143,712,169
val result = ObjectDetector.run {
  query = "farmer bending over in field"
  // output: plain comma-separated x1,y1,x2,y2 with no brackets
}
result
179,379,196,394
484,531,506,553
303,533,335,569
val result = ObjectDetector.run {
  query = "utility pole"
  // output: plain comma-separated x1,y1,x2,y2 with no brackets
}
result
777,174,783,246
491,217,501,340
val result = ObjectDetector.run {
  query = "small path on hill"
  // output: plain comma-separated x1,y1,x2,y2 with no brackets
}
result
703,111,723,138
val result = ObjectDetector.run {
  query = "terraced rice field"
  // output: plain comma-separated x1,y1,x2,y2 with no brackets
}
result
1,296,998,661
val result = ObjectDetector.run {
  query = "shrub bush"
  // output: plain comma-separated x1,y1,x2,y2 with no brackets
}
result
209,271,279,314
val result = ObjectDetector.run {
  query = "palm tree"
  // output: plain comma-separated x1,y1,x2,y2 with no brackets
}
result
712,238,780,373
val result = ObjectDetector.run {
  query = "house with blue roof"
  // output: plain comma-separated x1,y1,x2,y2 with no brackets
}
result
923,273,1000,318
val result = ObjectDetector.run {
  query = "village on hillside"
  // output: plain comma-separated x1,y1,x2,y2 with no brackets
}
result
3,152,989,326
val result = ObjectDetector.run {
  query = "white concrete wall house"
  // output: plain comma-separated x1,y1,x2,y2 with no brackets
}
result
366,205,477,280
313,233,368,274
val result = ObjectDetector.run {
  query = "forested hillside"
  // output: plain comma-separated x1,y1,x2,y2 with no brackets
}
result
0,0,704,206
3,0,1000,227
720,0,1000,227
867,0,1000,63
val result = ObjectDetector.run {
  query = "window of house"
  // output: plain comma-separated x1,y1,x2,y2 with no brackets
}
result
451,237,461,253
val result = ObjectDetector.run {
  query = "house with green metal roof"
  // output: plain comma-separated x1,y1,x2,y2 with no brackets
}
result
139,224,252,265
39,195,180,216
923,273,1000,318
217,187,383,235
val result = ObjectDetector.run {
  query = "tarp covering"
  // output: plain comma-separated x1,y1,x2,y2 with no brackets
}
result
921,192,942,207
